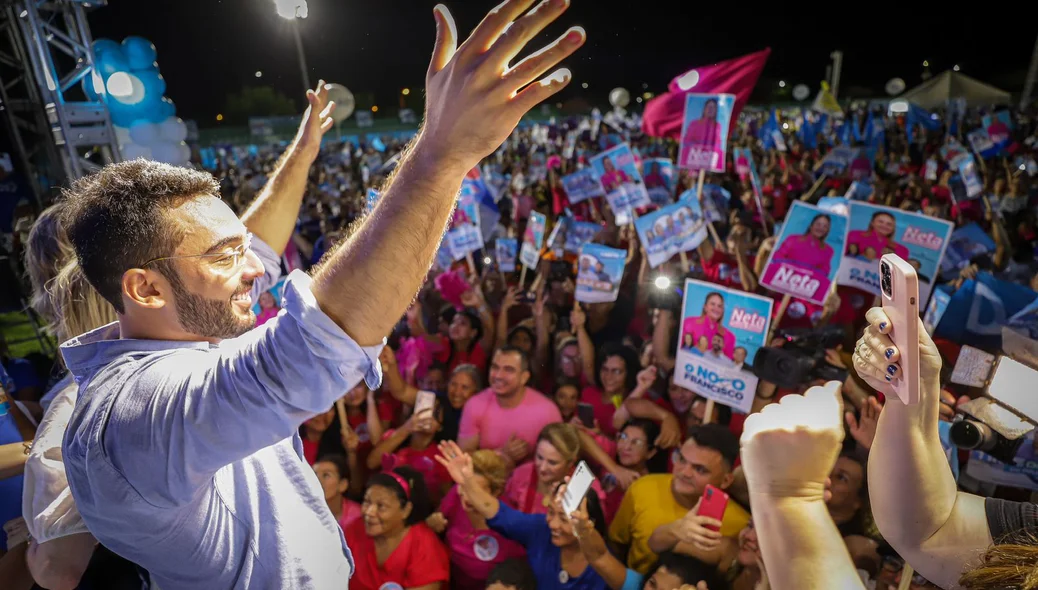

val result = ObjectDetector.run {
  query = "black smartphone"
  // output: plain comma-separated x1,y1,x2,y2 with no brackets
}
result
517,291,538,304
577,403,595,428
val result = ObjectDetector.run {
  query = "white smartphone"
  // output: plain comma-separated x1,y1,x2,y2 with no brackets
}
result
562,461,596,516
414,390,437,418
880,254,920,405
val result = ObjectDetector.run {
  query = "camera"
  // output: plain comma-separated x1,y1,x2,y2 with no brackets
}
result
880,260,893,298
750,325,848,389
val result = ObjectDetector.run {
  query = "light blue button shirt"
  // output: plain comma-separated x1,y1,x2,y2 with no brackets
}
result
61,240,384,590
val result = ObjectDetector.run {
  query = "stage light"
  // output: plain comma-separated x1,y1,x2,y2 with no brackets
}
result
216,114,224,122
889,100,909,114
402,88,410,96
782,123,789,129
581,82,588,89
483,256,492,265
953,64,960,72
274,0,308,19
371,105,379,113
654,276,671,290
255,71,263,78
922,60,929,67
636,97,643,103
778,80,786,88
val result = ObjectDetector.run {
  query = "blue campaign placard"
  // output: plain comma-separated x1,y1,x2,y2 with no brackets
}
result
634,201,709,268
576,244,626,304
642,158,676,206
679,93,735,173
495,238,518,273
561,168,604,204
591,143,651,224
674,279,773,413
940,223,996,279
760,201,848,305
519,211,546,269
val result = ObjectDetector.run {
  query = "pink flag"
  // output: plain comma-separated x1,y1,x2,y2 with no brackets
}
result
643,48,771,139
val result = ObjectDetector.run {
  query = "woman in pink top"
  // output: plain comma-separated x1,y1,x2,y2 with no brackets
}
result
255,290,280,326
846,210,908,261
313,454,362,532
599,156,630,193
770,213,836,277
579,342,642,437
368,397,452,504
681,98,724,170
427,450,525,590
681,292,736,360
501,423,607,515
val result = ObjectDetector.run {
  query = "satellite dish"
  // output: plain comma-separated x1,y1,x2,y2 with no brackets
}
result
325,83,355,123
792,84,810,101
885,78,906,96
609,87,630,109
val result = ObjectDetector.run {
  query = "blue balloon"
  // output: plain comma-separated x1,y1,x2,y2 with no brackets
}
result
96,49,129,78
121,36,157,71
91,38,121,58
159,96,176,118
135,69,166,101
82,75,102,101
108,101,146,128
132,61,159,73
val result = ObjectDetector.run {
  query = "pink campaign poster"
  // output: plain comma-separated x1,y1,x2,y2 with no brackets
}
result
760,201,848,305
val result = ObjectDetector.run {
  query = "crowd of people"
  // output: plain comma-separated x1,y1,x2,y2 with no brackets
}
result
0,2,1037,589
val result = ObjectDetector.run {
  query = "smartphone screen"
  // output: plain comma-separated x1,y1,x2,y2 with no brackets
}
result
563,461,595,516
696,485,729,531
577,403,595,429
414,390,436,418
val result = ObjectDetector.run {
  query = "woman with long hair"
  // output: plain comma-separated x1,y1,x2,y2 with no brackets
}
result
846,211,908,261
579,342,643,437
501,423,607,516
680,292,735,360
768,213,836,277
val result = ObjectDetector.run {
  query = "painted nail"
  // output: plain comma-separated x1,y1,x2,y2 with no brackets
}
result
566,30,582,44
887,365,897,375
879,322,887,330
885,375,892,382
885,348,895,359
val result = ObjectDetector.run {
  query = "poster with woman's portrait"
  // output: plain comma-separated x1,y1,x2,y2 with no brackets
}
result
675,279,773,413
678,93,735,173
634,201,708,268
641,158,676,206
519,211,546,269
560,168,605,204
837,203,954,304
495,238,518,273
575,244,626,303
590,143,651,225
760,201,848,305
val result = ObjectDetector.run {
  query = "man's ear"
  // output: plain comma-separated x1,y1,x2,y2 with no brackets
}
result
122,269,170,311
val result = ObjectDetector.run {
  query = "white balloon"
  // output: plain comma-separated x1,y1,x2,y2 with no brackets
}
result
792,84,810,101
107,72,146,105
158,117,188,143
609,87,630,109
885,78,906,96
113,125,132,147
674,70,700,91
176,141,191,163
150,141,182,165
325,84,355,123
129,121,161,146
120,142,152,161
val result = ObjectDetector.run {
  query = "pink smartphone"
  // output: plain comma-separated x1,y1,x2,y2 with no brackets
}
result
880,254,920,405
697,485,729,531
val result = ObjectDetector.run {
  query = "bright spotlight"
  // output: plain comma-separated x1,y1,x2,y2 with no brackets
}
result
654,276,671,290
274,0,308,19
778,80,786,88
922,60,929,67
255,71,263,78
402,88,410,96
483,256,492,265
889,100,909,114
581,82,589,89
953,64,960,72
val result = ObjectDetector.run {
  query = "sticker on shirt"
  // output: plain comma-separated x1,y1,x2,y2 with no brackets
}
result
355,423,371,444
786,300,807,320
379,583,404,590
473,534,500,561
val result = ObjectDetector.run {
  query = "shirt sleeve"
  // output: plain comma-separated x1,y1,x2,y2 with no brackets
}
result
609,480,636,546
248,235,283,299
22,379,89,543
457,393,484,444
487,502,548,547
105,270,385,505
621,569,644,590
986,497,1038,541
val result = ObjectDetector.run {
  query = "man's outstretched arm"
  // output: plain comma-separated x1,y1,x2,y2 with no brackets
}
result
240,82,335,256
311,0,585,347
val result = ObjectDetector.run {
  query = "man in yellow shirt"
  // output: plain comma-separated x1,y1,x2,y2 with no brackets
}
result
609,424,750,573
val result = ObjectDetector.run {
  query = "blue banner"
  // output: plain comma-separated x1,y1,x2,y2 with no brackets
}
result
933,273,1038,351
576,244,626,303
634,201,709,268
520,211,546,269
940,223,996,280
495,238,518,273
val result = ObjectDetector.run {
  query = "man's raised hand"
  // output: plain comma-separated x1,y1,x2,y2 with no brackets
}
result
421,0,585,173
295,80,336,160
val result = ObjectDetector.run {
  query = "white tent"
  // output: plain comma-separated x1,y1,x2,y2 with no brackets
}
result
898,71,1011,109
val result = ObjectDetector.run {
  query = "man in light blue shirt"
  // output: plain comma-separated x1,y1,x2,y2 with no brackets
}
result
58,2,586,588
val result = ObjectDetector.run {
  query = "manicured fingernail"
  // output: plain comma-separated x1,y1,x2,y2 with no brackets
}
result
885,348,895,359
879,322,887,330
566,30,582,43
885,375,892,382
887,365,897,375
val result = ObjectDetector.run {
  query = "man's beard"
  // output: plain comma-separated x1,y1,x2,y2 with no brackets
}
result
170,274,256,340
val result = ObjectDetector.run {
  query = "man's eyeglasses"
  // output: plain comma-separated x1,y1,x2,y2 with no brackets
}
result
142,233,254,275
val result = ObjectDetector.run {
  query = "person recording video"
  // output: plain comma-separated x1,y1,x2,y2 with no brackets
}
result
56,2,587,588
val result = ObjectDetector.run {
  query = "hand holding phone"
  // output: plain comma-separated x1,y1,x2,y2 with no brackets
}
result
562,461,596,516
576,402,596,429
879,255,920,405
695,484,729,532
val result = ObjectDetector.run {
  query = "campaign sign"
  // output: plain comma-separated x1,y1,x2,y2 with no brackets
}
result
837,203,953,305
967,129,999,160
560,168,605,204
455,181,483,229
817,196,850,217
520,211,546,269
940,138,969,170
679,185,730,224
590,143,651,225
642,158,676,206
447,225,483,260
496,238,518,273
675,279,773,413
818,146,859,176
940,223,996,279
634,200,709,268
924,159,939,181
959,157,984,198
760,201,848,305
576,244,626,304
433,240,454,272
678,93,735,173
982,110,1013,152
966,431,1038,491
923,288,951,336
564,219,604,254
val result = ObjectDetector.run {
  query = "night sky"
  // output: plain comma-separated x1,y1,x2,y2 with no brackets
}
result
87,0,1036,125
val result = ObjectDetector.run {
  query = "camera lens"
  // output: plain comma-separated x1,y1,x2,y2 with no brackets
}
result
949,420,998,451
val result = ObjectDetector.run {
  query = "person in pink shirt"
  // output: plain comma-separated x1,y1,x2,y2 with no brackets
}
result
427,450,526,590
593,419,664,523
254,290,280,326
681,292,736,360
599,156,631,193
579,343,642,437
368,397,452,504
312,454,362,532
501,423,607,515
769,213,836,277
681,98,724,170
458,346,562,466
846,211,908,261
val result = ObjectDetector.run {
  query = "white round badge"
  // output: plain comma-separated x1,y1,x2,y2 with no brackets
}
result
379,583,403,590
473,534,500,562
